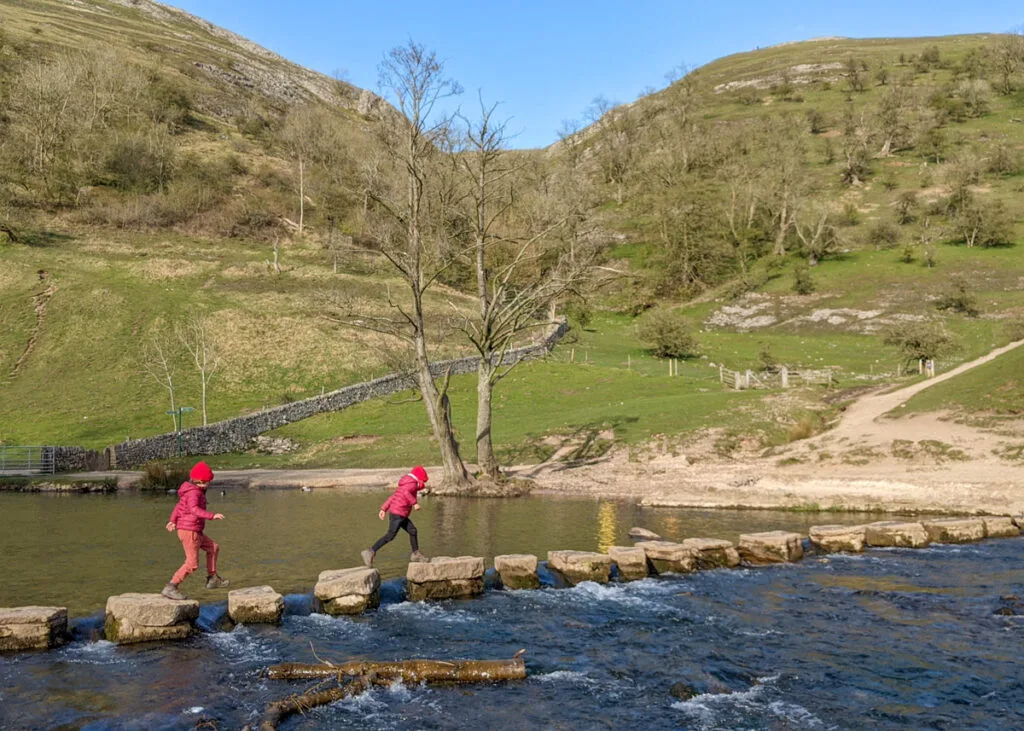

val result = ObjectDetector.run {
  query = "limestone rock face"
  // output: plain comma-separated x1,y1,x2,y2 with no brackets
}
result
547,551,613,585
682,538,741,569
0,606,67,652
314,568,380,616
628,527,662,541
406,557,486,601
922,518,986,544
634,541,696,574
983,517,1020,539
738,531,805,564
864,521,930,548
809,524,867,553
105,593,199,644
494,554,540,590
607,546,649,581
228,586,284,625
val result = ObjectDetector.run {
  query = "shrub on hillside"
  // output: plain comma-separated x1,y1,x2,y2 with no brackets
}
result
883,321,956,364
138,462,190,491
1005,317,1024,342
895,191,918,225
866,220,901,249
792,262,815,295
636,308,699,359
935,276,979,317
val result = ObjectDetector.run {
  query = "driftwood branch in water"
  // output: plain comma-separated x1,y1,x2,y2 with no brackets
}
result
266,655,527,684
256,674,373,730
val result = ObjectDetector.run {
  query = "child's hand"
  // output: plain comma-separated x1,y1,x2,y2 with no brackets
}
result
166,522,176,532
213,513,225,520
413,504,421,511
378,510,386,520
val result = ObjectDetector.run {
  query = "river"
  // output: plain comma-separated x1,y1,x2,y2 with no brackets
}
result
1,490,1021,729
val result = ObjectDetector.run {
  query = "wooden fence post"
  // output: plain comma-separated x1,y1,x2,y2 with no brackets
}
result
781,366,789,388
719,365,724,384
745,370,752,389
734,372,742,390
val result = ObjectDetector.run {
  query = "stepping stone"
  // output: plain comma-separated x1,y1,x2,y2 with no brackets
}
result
494,554,540,590
546,551,613,585
628,527,662,541
314,568,380,615
809,524,867,553
983,517,1020,538
682,538,741,569
0,606,67,653
922,518,986,544
105,593,199,645
406,556,485,601
607,546,649,580
634,541,696,574
864,521,930,548
738,531,805,564
228,586,284,624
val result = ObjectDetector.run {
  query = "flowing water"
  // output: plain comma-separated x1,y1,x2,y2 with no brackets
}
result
1,490,1022,729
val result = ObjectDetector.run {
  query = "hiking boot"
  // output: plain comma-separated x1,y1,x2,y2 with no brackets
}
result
205,574,229,589
409,551,430,563
361,549,375,567
161,583,188,601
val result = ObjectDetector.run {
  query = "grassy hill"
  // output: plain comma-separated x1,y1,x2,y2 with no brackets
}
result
1,7,1022,470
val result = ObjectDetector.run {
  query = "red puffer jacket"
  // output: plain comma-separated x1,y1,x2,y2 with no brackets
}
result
169,481,217,532
380,474,425,518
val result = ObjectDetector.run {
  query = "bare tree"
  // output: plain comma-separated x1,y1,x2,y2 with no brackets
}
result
992,30,1024,95
340,41,472,488
176,311,220,427
139,328,178,431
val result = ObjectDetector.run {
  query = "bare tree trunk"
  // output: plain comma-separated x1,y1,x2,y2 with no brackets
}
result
475,359,501,480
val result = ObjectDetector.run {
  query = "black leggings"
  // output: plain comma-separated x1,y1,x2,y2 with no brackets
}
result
372,513,418,552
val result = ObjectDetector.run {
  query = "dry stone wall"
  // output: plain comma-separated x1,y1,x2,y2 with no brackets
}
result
110,321,567,467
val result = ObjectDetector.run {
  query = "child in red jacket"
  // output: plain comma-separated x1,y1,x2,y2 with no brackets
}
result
362,466,429,566
161,461,228,600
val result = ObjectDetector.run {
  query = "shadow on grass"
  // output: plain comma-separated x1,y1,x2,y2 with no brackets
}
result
506,416,640,473
19,229,75,248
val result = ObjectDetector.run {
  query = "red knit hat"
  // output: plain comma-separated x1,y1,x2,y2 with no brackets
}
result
411,465,428,484
190,461,214,483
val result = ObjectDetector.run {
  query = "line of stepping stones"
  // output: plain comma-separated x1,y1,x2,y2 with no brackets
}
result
2,516,1020,652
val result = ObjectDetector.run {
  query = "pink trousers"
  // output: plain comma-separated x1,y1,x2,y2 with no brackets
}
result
171,530,218,585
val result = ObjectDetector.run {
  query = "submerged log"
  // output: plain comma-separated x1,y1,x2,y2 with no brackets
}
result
266,656,527,684
257,675,372,731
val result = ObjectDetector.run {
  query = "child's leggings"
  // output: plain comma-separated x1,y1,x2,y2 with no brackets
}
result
171,530,218,584
372,513,419,552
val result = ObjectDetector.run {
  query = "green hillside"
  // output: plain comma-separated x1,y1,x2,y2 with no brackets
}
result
1,5,1023,468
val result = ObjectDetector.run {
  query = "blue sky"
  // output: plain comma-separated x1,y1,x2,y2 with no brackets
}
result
167,1,1022,149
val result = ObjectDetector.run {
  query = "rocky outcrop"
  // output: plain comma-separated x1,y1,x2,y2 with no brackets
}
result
0,606,67,652
494,554,540,590
864,521,930,548
922,518,986,544
738,531,804,564
406,557,485,601
104,593,199,644
314,568,380,615
634,541,696,574
628,527,662,541
809,524,867,553
607,546,649,580
682,538,741,569
228,586,284,624
547,551,613,585
983,517,1020,538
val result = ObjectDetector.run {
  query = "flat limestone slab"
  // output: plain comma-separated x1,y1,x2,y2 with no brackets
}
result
922,518,986,544
738,531,804,564
315,568,380,616
864,522,930,548
809,525,867,553
406,556,485,583
547,551,613,585
983,517,1020,538
495,554,540,590
105,593,199,645
228,586,284,625
406,578,485,602
607,546,649,580
628,527,662,541
682,538,741,569
634,541,696,574
0,606,67,652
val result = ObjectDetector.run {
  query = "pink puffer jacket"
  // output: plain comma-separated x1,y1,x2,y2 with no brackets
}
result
380,474,426,518
169,482,216,532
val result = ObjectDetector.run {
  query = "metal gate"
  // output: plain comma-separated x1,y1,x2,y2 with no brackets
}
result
0,446,56,475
